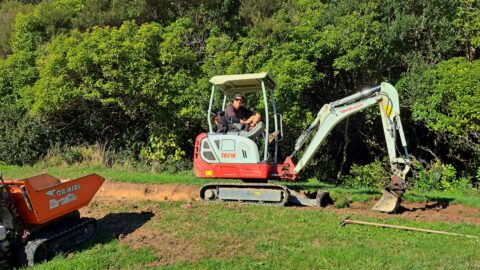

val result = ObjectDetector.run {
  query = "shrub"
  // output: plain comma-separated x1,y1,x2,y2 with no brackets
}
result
140,134,186,165
343,160,389,189
0,97,55,165
414,160,471,192
40,143,114,167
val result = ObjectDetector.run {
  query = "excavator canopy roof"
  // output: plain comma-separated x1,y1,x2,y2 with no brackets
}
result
209,72,276,95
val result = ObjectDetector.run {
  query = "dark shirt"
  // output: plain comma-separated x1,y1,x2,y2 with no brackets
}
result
225,103,253,123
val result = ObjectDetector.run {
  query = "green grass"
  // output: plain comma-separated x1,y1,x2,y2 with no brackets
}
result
28,201,480,269
31,241,156,270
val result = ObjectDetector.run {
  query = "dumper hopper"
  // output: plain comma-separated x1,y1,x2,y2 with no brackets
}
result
0,173,104,267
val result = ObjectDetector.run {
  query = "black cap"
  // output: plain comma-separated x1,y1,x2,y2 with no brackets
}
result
233,93,244,100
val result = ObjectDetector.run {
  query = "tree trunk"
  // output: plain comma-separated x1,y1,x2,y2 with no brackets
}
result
336,118,350,184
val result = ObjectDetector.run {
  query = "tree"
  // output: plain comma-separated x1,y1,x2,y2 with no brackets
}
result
398,57,480,174
0,0,34,58
454,0,480,60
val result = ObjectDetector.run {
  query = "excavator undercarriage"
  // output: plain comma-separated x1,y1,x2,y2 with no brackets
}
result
200,183,332,207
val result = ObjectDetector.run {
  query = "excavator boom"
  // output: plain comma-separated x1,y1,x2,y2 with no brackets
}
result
287,82,410,212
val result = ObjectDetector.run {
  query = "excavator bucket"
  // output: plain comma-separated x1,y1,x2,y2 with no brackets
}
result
372,189,401,213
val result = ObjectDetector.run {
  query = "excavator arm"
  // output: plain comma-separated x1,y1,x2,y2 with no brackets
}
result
287,82,411,213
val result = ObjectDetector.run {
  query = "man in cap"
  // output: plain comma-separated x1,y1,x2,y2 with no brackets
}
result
225,93,261,129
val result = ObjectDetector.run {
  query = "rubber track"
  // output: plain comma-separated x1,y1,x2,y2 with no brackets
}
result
199,183,290,206
24,217,97,266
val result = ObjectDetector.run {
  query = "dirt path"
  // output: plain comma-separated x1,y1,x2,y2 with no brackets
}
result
85,181,480,225
95,181,199,202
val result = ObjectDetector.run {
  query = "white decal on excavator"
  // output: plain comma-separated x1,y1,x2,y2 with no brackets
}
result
45,184,81,197
49,193,78,209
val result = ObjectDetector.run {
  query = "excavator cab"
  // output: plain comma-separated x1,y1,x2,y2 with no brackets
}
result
194,73,286,180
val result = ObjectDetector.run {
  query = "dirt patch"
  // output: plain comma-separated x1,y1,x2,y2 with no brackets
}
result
96,181,199,202
333,200,480,225
120,227,209,266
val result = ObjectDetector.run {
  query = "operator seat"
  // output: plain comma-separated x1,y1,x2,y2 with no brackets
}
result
227,122,265,140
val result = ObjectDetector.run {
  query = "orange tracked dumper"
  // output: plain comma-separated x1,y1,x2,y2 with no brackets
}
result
0,172,104,268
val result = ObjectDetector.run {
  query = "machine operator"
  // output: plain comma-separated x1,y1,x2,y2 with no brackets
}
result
225,93,261,130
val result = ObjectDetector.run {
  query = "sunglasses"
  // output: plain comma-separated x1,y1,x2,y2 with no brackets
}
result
234,98,244,101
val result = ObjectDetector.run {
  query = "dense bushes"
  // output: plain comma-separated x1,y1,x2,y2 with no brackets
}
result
343,160,390,189
344,158,474,192
0,97,55,165
0,0,478,190
414,161,472,192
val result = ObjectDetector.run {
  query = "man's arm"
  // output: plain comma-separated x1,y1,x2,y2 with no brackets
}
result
239,107,261,127
244,113,261,127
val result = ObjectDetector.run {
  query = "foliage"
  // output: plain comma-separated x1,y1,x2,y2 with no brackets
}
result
0,50,37,96
343,160,390,189
414,160,472,192
0,0,33,58
140,134,186,164
453,0,480,59
10,11,44,52
398,57,480,176
0,0,479,182
0,96,56,165
411,58,480,144
71,0,176,30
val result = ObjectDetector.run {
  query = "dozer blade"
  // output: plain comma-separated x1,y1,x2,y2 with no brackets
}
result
372,189,401,213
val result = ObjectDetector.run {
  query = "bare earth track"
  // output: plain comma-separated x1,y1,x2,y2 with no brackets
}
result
95,181,199,202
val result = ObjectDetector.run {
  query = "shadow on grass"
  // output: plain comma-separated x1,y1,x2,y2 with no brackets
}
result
93,211,155,244
16,212,154,268
285,183,380,195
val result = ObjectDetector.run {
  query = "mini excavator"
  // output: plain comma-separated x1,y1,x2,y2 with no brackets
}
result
0,172,104,268
194,73,410,213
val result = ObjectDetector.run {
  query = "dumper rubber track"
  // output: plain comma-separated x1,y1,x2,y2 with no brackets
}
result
200,183,290,206
22,217,97,266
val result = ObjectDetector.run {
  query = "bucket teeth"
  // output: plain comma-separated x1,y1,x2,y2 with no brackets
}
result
372,190,401,213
